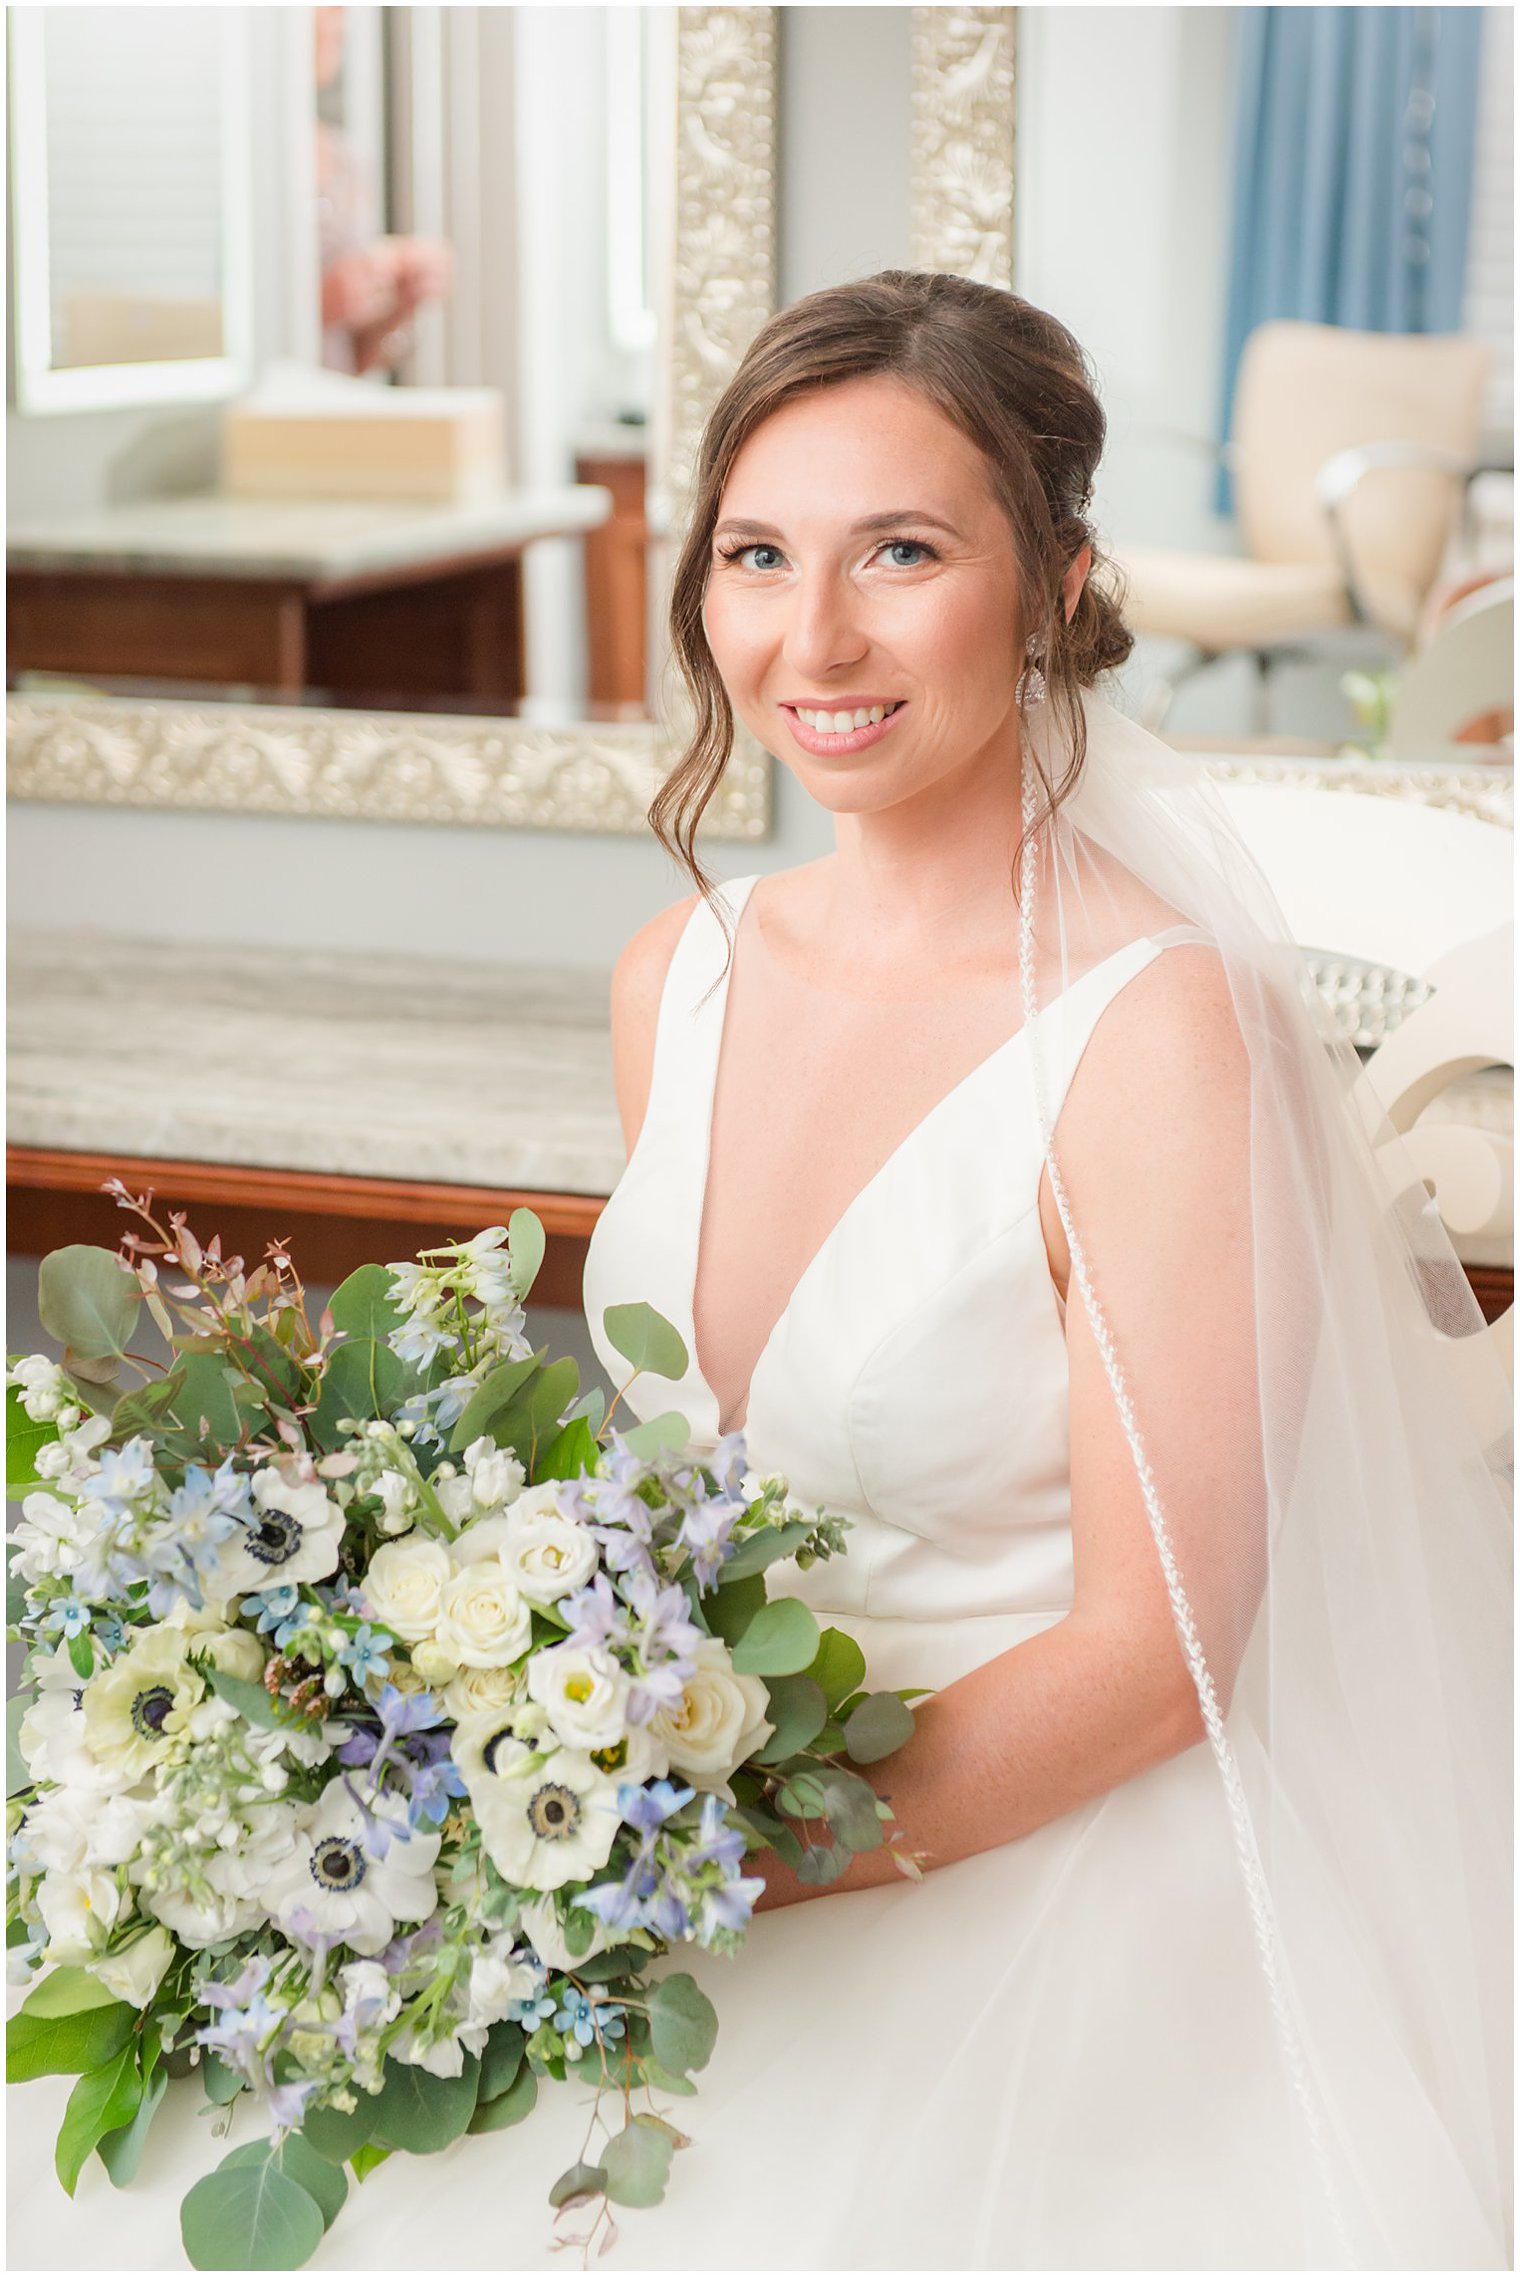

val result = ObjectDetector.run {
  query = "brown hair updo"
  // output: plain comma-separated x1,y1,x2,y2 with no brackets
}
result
650,269,1133,904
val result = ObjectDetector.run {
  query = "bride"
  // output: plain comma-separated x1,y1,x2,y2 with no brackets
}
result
573,272,1512,2271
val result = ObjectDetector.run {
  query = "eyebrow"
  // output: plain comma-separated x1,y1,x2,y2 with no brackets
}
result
712,510,966,542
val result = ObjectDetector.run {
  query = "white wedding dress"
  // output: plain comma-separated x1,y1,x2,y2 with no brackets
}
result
8,870,1504,2272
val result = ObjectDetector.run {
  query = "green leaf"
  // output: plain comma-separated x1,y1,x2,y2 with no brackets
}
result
602,1301,688,1382
365,2051,480,2153
467,2061,538,2134
55,2044,141,2196
537,1415,600,1484
601,2114,675,2207
6,1381,60,1492
549,2160,607,2210
7,1693,32,1796
507,1208,546,1299
327,1264,408,1346
447,1355,542,1454
180,2152,326,2271
37,1246,140,1365
492,1358,580,1476
98,2060,166,2186
223,2136,347,2231
300,2092,379,2167
201,2050,245,2105
843,1690,916,1764
717,1516,818,1581
20,1966,125,2019
620,1409,692,1459
795,1840,849,1885
310,1335,403,1452
161,1352,246,1453
68,1627,95,1680
638,2058,699,2097
562,1385,606,1436
349,2143,391,2182
646,1972,718,2079
814,1767,886,1852
7,1997,135,2081
477,2019,525,2104
803,1627,868,1710
704,1570,767,1650
729,1597,821,1678
753,1675,828,1762
201,1664,305,1735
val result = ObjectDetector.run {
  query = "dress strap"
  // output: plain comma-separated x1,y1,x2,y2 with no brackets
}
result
639,875,759,1147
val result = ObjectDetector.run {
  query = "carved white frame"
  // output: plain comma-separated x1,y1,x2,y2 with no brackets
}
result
6,6,780,840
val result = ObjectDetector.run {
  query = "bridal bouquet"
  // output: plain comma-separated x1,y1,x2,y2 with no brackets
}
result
6,1188,924,2269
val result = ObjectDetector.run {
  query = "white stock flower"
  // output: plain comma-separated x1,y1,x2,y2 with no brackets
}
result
434,1562,532,1670
463,1438,525,1513
526,1642,630,1752
9,1355,70,1421
390,2022,468,2077
457,1944,540,2051
649,1636,774,1803
374,1470,418,1537
90,1924,174,2007
204,1468,344,1597
139,1802,298,1949
452,1720,621,1892
259,1787,440,1957
14,1783,145,1877
360,1536,452,1644
11,1491,92,1585
37,1867,122,1964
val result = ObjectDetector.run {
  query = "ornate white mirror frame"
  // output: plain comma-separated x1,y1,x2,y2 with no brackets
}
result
6,6,779,840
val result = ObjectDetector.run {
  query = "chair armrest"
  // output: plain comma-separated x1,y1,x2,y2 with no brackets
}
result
1314,441,1479,628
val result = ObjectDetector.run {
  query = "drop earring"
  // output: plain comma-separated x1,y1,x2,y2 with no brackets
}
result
1015,637,1047,710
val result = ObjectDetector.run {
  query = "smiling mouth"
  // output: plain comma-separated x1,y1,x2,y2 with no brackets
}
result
785,699,907,733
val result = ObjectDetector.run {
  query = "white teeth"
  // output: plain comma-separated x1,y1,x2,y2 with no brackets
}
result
794,701,900,732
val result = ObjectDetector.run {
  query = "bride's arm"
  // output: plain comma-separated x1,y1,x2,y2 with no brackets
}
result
753,946,1262,1910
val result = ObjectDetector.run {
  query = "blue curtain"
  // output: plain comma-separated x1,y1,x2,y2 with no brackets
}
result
1215,6,1483,513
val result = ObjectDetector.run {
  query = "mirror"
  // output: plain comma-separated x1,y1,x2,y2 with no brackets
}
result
7,5,253,413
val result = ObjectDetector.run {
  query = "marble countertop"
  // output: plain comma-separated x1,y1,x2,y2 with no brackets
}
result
8,933,627,1196
5,485,613,584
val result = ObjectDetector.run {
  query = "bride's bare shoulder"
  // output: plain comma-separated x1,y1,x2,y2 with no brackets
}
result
609,893,703,1153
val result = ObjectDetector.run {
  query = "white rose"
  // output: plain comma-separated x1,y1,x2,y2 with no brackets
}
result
443,1662,523,1721
434,1562,532,1669
90,1925,174,2008
361,1537,453,1643
650,1636,774,1800
499,1504,599,1604
196,1627,267,1684
409,1638,462,1687
526,1643,630,1752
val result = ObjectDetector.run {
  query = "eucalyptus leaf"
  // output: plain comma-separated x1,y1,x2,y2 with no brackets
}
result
717,1516,818,1581
7,1997,134,2082
646,1972,718,2079
492,1358,580,1475
467,2058,538,2134
201,1665,306,1735
55,2044,141,2196
814,1768,886,1852
729,1597,820,1678
201,2050,244,2105
37,1246,140,1365
561,1385,606,1435
638,2059,699,2097
601,2115,675,2208
753,1675,828,1762
549,2159,607,2210
619,1409,691,1458
365,2050,479,2153
300,2090,380,2167
508,1208,547,1299
602,1302,688,1382
803,1627,868,1710
310,1336,402,1452
180,2153,326,2271
98,2060,167,2186
223,2135,347,2231
704,1571,767,1650
843,1690,916,1764
478,2019,525,2104
327,1264,408,1345
794,1841,849,1885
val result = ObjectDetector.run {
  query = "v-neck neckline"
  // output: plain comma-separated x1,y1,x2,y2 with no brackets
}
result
683,874,1151,1442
